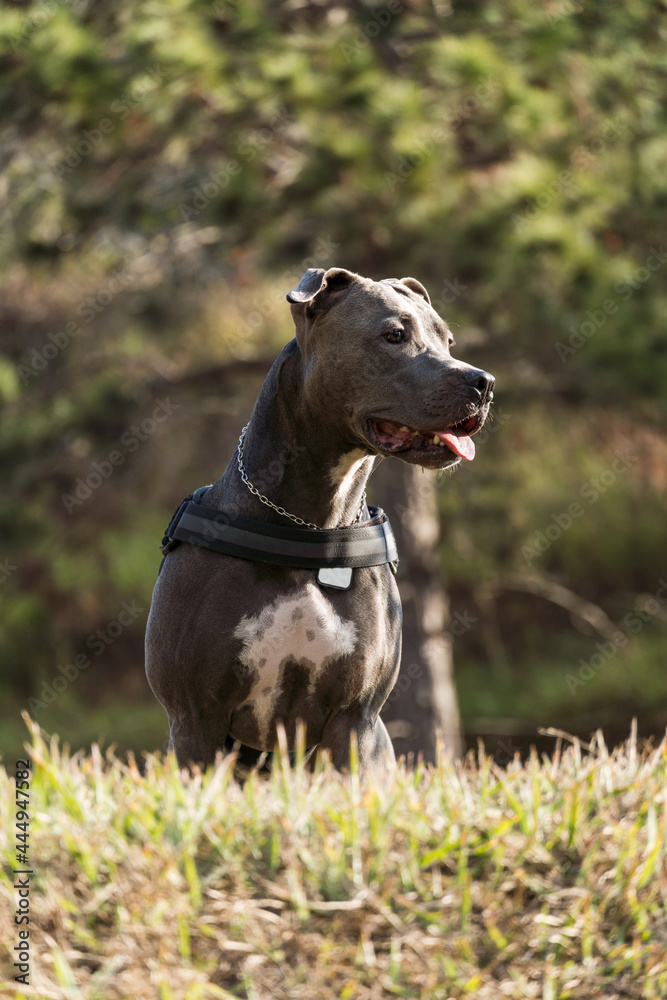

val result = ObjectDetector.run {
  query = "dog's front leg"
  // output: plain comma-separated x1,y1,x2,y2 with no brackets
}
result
317,709,396,777
168,710,229,772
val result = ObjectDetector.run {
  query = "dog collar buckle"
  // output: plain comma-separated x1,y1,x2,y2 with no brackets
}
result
317,566,353,590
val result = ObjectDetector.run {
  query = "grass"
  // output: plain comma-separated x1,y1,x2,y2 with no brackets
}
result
0,697,169,770
1,717,667,999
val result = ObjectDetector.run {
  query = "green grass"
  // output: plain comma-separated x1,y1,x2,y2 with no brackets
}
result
2,716,667,999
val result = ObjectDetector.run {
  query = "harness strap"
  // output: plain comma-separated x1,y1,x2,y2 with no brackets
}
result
160,486,398,571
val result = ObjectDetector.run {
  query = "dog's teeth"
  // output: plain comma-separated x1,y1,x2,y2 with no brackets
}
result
433,434,440,444
399,425,410,432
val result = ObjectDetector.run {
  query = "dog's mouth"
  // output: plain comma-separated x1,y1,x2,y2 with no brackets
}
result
366,414,482,462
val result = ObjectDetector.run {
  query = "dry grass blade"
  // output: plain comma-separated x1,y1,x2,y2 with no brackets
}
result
1,718,667,999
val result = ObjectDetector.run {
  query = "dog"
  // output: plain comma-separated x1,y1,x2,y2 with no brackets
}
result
145,267,494,776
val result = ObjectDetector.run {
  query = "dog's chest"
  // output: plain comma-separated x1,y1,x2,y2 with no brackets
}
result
232,584,357,741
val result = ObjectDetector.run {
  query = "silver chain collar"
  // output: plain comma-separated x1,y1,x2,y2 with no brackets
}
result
236,423,367,531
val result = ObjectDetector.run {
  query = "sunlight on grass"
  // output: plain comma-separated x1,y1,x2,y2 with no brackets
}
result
1,716,666,998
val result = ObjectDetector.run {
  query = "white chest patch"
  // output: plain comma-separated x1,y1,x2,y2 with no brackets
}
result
233,584,357,743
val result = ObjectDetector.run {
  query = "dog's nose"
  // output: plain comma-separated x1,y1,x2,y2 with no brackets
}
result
464,367,495,399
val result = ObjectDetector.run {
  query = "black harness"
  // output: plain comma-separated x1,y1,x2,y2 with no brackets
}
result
160,486,398,581
159,485,398,764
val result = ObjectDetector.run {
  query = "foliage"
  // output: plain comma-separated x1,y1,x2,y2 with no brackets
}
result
3,0,667,391
2,0,667,748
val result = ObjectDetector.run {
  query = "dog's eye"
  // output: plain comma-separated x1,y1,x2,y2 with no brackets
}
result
384,330,405,344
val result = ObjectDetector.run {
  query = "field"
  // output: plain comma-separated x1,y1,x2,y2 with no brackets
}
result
1,718,667,999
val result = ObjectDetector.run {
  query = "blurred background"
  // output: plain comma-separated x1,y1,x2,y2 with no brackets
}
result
2,0,666,763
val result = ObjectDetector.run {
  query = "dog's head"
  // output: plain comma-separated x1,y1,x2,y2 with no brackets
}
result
287,267,494,470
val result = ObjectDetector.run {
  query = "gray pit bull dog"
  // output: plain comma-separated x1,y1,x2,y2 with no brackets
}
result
145,267,494,776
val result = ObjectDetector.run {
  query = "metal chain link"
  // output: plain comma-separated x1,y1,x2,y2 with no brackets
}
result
236,423,367,531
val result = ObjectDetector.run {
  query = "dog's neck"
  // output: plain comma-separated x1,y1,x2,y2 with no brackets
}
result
209,340,376,529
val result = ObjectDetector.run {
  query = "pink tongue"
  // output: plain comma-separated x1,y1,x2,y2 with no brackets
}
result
438,431,475,461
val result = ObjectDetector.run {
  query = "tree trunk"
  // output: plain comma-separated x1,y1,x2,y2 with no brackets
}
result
370,459,463,763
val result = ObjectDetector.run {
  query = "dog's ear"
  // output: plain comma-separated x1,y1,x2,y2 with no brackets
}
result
286,268,326,305
287,267,360,341
381,276,432,306
399,277,431,305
